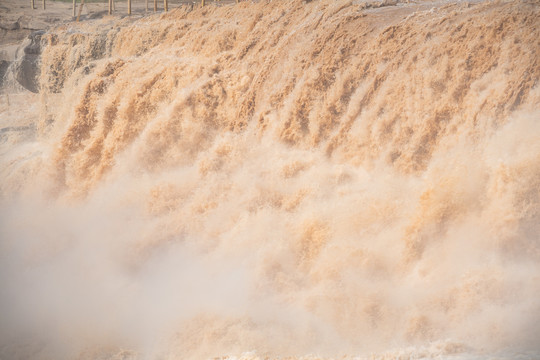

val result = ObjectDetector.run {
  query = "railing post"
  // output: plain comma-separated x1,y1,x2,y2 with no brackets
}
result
108,0,112,15
128,0,131,15
77,0,85,21
73,0,76,17
154,0,157,12
146,0,148,12
201,0,205,6
164,0,168,12
42,0,45,10
31,0,35,10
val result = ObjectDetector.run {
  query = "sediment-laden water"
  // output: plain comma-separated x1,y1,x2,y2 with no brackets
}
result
0,1,539,359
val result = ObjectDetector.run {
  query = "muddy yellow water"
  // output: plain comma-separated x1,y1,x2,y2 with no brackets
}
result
0,0,539,359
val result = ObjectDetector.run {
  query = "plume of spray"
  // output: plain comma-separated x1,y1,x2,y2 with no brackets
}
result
0,0,539,359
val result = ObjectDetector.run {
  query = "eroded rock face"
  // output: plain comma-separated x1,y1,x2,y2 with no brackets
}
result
12,30,44,93
0,21,20,31
0,59,10,88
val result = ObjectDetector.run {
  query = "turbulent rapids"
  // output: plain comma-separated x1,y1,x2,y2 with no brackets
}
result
0,0,539,359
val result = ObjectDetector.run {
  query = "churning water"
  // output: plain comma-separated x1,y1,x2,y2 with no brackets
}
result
0,0,539,359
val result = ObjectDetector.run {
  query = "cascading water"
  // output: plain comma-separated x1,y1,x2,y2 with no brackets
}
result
0,0,539,359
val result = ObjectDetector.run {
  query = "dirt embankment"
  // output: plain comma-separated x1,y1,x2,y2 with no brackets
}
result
1,0,69,59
